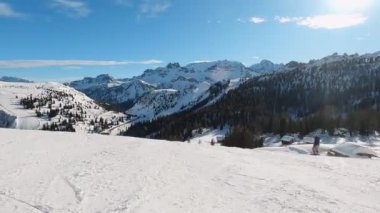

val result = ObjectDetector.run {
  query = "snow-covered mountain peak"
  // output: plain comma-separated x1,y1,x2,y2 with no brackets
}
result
308,52,380,67
124,78,154,87
120,79,156,92
0,76,34,83
69,60,258,121
362,51,380,58
186,60,244,73
69,51,380,123
137,60,252,87
206,60,245,71
311,52,350,65
69,74,122,90
250,59,284,74
166,62,181,69
284,60,304,69
95,74,115,82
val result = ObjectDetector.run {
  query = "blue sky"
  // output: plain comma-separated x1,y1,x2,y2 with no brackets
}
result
0,0,380,82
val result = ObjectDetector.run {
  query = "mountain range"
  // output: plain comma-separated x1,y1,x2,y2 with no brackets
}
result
69,60,283,121
123,52,380,144
1,52,380,145
0,76,33,83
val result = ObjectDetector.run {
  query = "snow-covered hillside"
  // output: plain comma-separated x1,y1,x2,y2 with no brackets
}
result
69,60,279,121
0,128,379,213
0,82,127,134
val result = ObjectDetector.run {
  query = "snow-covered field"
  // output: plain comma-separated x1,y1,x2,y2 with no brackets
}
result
0,82,44,129
0,128,379,213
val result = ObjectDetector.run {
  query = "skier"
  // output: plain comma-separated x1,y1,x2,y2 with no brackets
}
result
312,136,320,155
211,138,215,146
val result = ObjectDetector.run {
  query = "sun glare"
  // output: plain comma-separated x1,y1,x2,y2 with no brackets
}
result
329,0,372,12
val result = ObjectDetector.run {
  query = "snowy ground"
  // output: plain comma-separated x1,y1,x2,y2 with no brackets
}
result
263,132,380,156
0,82,44,129
0,128,379,213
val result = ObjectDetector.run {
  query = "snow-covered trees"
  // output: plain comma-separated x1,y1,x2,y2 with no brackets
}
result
17,88,126,134
222,126,263,149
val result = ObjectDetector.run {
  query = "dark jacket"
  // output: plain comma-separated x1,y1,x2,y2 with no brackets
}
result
314,136,320,146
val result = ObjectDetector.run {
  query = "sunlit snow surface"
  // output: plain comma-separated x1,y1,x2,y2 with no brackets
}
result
0,128,379,213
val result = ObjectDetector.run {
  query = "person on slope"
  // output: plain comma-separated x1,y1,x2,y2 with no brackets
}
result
312,136,320,155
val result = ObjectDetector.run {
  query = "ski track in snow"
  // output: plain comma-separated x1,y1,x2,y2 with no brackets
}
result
0,128,379,213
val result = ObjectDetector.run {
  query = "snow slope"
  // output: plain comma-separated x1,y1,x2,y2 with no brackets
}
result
0,128,379,213
0,82,46,129
0,82,126,133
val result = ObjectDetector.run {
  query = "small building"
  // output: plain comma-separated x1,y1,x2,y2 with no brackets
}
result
333,128,350,137
216,135,225,142
281,135,295,145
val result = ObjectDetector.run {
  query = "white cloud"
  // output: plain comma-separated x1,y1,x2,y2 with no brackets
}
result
52,0,91,18
275,14,367,29
139,0,170,17
275,16,303,23
0,2,25,18
328,0,372,13
0,59,163,69
115,0,133,7
298,14,367,29
249,16,265,24
116,0,171,18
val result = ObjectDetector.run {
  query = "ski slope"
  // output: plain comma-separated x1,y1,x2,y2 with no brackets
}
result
0,128,379,213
